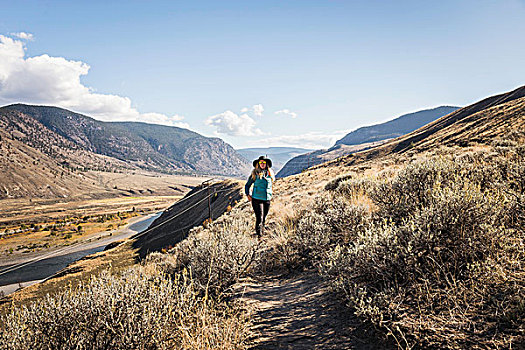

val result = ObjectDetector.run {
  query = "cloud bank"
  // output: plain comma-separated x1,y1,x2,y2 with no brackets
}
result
0,34,188,128
205,110,263,136
11,32,34,40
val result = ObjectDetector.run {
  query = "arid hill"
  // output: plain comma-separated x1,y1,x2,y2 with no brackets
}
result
0,109,131,199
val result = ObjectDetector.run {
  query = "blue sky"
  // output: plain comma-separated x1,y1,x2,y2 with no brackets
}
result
1,0,524,148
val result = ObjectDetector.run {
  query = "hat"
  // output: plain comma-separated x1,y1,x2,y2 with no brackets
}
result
253,155,272,168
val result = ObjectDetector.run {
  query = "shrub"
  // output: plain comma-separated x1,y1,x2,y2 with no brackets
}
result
331,176,376,200
262,192,371,271
164,214,261,297
320,154,524,348
0,264,250,350
324,173,353,191
295,194,370,264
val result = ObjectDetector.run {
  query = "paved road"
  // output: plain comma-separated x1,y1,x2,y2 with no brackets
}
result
0,212,161,296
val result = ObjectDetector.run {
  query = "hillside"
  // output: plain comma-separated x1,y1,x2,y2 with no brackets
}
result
132,180,244,258
0,104,251,177
114,122,250,176
0,109,133,199
277,106,458,178
320,85,525,169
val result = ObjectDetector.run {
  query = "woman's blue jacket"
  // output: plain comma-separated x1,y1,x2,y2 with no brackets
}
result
245,170,274,201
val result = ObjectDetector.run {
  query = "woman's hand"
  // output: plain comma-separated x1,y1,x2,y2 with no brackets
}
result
247,195,252,202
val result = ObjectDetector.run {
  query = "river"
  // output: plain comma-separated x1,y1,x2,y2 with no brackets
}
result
0,211,162,296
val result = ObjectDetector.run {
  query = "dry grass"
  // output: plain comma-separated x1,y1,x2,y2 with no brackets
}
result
0,260,251,350
1,241,139,311
316,144,525,348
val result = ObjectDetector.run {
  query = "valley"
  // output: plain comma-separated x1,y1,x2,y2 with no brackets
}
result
0,171,208,225
0,171,212,297
0,211,161,297
2,3,523,347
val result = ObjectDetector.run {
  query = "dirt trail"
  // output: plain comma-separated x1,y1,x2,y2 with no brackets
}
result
237,271,381,349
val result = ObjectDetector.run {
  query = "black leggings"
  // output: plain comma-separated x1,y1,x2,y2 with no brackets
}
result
251,198,270,236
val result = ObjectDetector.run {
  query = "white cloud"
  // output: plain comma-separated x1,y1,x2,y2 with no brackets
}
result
252,104,264,117
141,112,189,128
11,32,34,40
0,34,190,129
275,108,298,118
240,104,264,116
205,110,263,136
252,131,349,149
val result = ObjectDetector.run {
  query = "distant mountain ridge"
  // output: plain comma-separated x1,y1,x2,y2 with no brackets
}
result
236,147,313,172
277,106,459,178
316,85,525,169
276,141,388,178
382,86,525,154
1,104,251,177
335,106,459,146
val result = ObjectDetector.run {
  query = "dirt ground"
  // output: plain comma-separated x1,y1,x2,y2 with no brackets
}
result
237,271,387,349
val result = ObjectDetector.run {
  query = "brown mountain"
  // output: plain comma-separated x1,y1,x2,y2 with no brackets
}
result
0,109,133,199
0,104,251,199
1,104,251,176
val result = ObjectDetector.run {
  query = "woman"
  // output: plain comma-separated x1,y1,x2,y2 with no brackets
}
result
245,155,275,237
